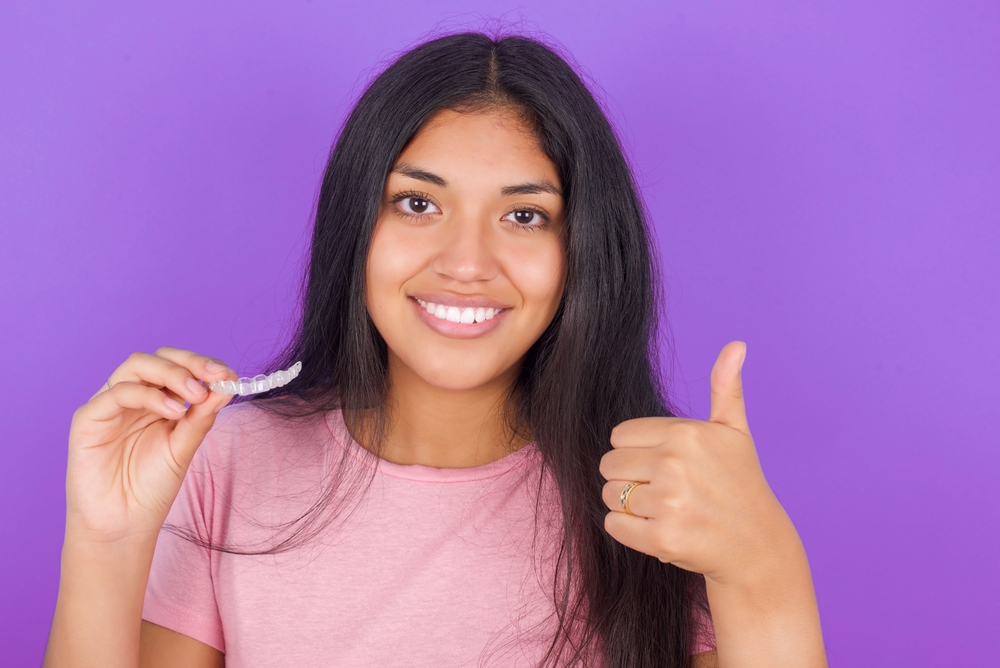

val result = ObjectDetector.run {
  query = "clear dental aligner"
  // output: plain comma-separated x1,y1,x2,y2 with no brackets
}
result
209,361,302,396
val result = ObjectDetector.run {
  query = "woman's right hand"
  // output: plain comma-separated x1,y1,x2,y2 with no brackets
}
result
66,346,240,545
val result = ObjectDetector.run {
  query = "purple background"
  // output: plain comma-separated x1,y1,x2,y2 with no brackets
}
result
2,1,997,665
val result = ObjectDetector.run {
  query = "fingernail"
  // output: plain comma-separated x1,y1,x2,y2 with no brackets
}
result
186,377,207,395
164,398,187,413
206,360,229,373
739,343,747,371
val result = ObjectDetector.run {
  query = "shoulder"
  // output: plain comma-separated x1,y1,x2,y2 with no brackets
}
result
180,401,338,543
201,400,332,464
192,400,336,497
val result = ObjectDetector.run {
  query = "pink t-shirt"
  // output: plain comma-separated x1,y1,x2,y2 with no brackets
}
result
142,403,714,666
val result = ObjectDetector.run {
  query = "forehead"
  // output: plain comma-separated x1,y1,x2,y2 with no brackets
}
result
391,108,561,189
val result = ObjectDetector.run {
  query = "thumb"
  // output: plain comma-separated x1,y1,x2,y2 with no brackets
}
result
709,341,749,434
170,391,233,471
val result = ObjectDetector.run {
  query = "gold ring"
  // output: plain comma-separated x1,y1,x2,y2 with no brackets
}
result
620,481,643,516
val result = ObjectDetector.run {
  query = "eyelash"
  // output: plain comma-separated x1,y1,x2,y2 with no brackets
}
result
388,189,554,232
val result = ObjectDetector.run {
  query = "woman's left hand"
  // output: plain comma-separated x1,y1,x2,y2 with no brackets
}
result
600,340,800,587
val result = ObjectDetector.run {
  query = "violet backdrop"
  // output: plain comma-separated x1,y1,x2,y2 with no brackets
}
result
1,1,997,665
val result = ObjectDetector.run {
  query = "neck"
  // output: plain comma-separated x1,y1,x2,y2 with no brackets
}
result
359,352,528,468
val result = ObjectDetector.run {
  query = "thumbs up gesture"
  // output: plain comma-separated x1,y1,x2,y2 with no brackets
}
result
600,341,799,586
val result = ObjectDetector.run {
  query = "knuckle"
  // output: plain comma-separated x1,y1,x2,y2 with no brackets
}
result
669,457,689,480
173,365,194,384
598,454,613,479
675,421,701,441
610,420,635,444
110,380,136,395
652,448,672,469
653,526,676,557
654,491,675,515
154,345,176,356
666,425,703,455
650,452,677,479
601,481,617,505
109,382,135,402
665,494,689,517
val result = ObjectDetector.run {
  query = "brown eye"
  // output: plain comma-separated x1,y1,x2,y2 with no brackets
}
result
503,208,551,228
398,196,439,216
407,197,430,213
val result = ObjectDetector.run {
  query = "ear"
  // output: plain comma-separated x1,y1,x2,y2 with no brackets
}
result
708,341,749,435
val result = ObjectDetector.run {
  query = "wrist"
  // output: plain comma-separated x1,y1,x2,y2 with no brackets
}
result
61,523,160,582
703,524,827,668
704,535,812,613
63,510,163,551
47,526,156,668
707,504,806,591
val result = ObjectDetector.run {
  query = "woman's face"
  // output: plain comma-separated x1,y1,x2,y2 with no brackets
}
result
366,107,567,393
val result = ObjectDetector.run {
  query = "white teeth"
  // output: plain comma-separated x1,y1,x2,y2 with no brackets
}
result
415,298,503,324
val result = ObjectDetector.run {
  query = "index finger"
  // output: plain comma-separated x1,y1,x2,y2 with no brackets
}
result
609,416,692,448
138,346,237,387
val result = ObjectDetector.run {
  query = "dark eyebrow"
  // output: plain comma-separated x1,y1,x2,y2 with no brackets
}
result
500,181,563,197
390,162,562,198
390,163,447,188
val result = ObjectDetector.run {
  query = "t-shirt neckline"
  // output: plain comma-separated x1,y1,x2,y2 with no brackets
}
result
324,408,537,483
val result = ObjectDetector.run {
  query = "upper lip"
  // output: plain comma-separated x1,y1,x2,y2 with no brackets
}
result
409,292,511,310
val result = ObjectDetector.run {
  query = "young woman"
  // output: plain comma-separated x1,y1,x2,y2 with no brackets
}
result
44,31,827,668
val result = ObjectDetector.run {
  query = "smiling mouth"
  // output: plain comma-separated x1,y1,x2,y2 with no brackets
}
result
414,298,506,324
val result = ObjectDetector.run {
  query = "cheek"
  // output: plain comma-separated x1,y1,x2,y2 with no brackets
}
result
505,240,566,319
366,221,425,310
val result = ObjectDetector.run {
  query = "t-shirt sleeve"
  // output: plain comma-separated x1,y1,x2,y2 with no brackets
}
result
141,428,226,653
692,600,717,655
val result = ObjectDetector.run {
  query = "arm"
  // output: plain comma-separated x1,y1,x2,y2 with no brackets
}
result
44,532,156,668
704,520,826,667
692,651,719,668
600,342,827,667
43,532,224,668
43,348,237,668
140,622,224,668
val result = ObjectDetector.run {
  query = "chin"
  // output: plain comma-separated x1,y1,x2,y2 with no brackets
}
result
410,361,511,393
391,341,516,392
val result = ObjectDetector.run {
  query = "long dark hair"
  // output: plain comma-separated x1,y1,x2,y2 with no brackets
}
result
175,28,708,668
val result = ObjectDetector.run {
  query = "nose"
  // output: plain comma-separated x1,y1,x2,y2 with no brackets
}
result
431,215,500,283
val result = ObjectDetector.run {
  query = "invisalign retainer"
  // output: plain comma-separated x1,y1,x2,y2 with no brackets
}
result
208,361,302,396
